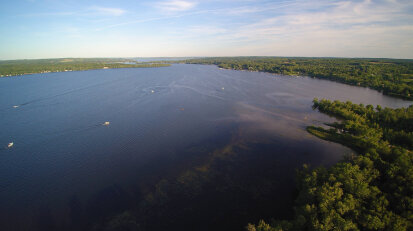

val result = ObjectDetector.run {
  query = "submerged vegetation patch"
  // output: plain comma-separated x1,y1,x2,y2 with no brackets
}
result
87,127,300,231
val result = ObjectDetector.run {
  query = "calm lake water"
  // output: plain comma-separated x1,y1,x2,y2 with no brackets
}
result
0,64,411,230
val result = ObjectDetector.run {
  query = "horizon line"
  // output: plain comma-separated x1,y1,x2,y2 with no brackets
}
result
1,55,413,62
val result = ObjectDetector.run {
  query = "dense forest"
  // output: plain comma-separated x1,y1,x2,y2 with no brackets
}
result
248,99,413,231
183,57,413,100
0,58,170,77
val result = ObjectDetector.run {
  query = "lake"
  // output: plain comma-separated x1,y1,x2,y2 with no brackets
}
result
0,64,411,230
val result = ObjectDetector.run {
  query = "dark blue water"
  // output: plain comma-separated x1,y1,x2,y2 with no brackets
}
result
0,64,411,230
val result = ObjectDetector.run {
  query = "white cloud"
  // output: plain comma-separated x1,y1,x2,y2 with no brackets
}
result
91,7,126,16
156,0,196,12
193,0,413,58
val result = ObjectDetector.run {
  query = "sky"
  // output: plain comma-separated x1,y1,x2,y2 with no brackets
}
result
0,0,412,59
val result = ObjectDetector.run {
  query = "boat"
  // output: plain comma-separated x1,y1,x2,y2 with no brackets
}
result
103,121,110,126
8,142,13,148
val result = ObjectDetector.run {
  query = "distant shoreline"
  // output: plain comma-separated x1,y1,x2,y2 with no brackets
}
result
181,57,413,100
0,58,170,78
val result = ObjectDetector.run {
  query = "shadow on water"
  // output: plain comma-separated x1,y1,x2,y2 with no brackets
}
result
68,195,85,230
86,185,135,226
35,205,57,231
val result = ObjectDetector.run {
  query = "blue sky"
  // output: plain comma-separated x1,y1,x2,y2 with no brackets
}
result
0,0,412,59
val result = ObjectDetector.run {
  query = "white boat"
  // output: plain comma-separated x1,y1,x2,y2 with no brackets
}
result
103,121,110,126
8,142,13,148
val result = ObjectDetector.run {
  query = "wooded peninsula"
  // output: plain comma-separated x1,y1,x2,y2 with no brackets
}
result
249,99,412,230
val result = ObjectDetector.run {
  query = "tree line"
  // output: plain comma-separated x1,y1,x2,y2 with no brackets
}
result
183,57,413,100
0,58,170,77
